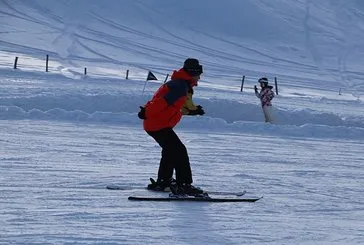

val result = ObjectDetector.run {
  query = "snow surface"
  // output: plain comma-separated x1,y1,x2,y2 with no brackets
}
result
1,0,364,244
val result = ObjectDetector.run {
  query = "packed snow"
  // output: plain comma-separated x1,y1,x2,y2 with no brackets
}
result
0,0,363,244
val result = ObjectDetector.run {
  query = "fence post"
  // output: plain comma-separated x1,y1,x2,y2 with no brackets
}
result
13,57,19,69
126,70,129,79
46,55,49,72
164,74,169,83
274,77,278,95
240,76,245,92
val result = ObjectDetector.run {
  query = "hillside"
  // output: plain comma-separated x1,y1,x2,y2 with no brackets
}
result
1,0,364,95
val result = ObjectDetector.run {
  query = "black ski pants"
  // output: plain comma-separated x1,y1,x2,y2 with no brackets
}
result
147,128,193,184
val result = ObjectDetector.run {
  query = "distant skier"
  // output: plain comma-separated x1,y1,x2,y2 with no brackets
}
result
138,58,205,196
254,77,275,123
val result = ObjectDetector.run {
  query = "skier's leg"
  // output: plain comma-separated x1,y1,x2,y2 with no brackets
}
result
159,130,206,196
165,130,193,184
263,105,274,123
147,128,175,181
148,128,193,184
261,106,268,122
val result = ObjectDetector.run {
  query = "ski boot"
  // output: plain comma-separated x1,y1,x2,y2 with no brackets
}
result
147,177,175,192
170,182,209,198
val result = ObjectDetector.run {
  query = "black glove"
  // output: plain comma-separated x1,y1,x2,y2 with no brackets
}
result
196,105,205,115
138,106,146,119
189,105,205,116
254,85,258,93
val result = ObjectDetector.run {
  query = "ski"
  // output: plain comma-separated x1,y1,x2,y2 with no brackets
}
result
128,196,262,202
106,185,246,197
208,190,246,197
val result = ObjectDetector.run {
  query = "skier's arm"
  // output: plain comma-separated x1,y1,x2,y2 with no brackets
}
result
182,92,198,115
254,85,261,98
268,90,275,100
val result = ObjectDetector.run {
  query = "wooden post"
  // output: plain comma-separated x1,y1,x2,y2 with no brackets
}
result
46,55,49,72
84,68,87,75
240,76,245,92
126,70,129,79
13,57,19,69
274,77,278,95
164,74,169,83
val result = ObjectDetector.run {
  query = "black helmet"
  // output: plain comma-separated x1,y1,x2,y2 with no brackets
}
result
258,77,269,86
183,58,203,76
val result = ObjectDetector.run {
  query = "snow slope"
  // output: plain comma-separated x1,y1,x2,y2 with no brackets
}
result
0,0,364,244
2,0,364,94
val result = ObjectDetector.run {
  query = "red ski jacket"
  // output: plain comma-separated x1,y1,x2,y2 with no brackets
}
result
143,69,195,132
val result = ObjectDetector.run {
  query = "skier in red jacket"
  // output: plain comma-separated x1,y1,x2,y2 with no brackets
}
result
138,58,204,196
